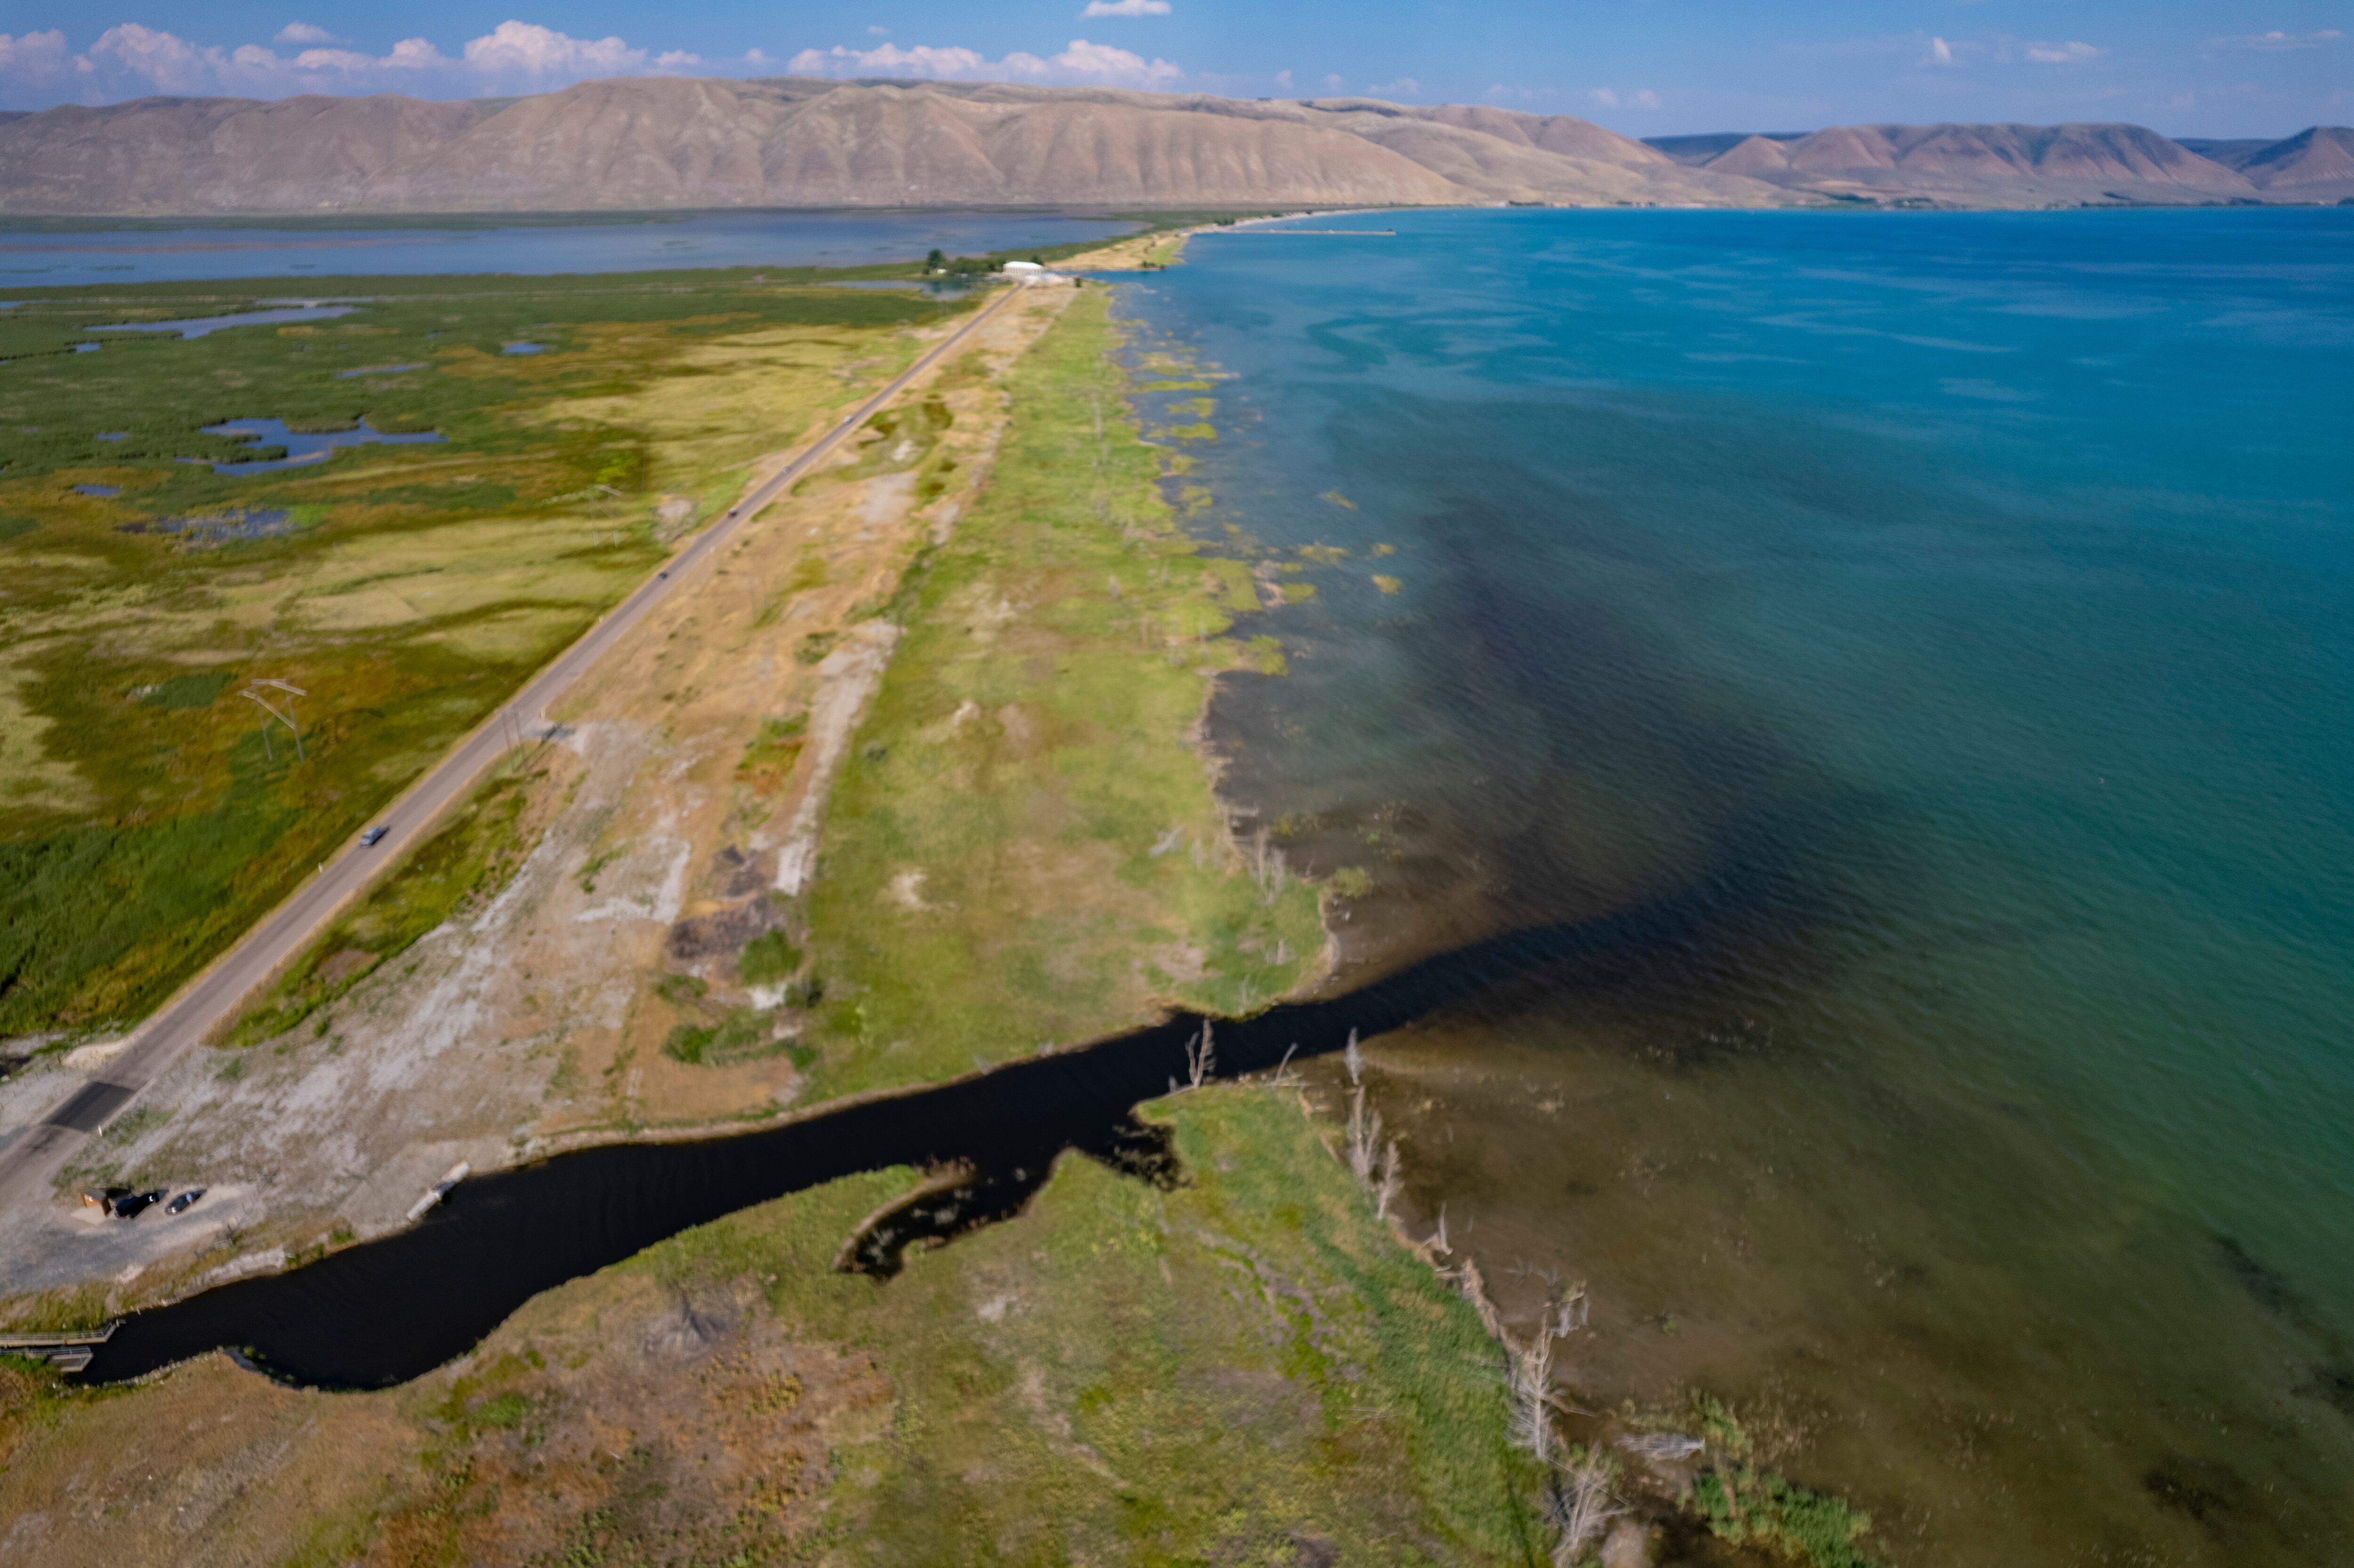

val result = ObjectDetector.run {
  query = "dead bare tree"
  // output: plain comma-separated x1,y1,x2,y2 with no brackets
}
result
1375,1139,1403,1220
1185,1021,1216,1089
1432,1203,1449,1254
1242,825,1291,904
1548,1448,1626,1568
1346,1084,1382,1185
1508,1324,1556,1464
1342,1027,1363,1085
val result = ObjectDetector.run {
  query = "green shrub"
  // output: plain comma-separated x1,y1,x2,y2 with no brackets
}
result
737,930,801,987
662,1023,715,1065
654,972,708,1008
664,1008,780,1068
468,1392,530,1430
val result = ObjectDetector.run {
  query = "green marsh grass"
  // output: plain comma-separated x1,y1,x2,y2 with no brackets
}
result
798,290,1325,1101
0,271,965,1039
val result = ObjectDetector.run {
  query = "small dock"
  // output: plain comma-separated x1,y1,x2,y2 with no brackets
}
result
0,1322,118,1374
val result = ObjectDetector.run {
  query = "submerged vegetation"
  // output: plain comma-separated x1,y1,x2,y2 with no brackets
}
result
0,270,961,1040
1688,1396,1885,1568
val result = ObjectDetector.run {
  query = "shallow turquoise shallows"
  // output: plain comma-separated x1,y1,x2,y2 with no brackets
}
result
1118,208,2354,1564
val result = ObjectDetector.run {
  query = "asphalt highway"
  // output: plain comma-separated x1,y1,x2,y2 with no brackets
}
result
0,280,1030,1216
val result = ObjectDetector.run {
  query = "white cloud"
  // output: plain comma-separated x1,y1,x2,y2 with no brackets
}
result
1366,76,1419,99
0,19,740,104
788,36,1178,87
288,48,379,72
1082,0,1172,15
787,42,987,77
383,38,448,70
2023,40,2101,64
461,21,646,78
1924,36,1955,65
1274,68,1292,89
82,23,230,94
1587,86,1661,111
0,29,70,84
2205,29,2344,53
1051,39,1179,83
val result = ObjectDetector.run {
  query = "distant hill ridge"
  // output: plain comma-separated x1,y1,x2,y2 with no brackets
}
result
0,75,2344,215
0,77,1788,215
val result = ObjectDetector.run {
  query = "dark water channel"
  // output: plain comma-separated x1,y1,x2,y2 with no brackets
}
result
83,876,1755,1391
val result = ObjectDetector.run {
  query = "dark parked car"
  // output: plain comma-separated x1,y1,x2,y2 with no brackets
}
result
165,1189,206,1215
360,826,388,846
112,1188,167,1220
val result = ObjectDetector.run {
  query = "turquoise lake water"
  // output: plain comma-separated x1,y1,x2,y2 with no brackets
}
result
1117,209,2354,1563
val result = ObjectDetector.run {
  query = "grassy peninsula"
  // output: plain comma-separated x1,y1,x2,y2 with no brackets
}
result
794,289,1326,1101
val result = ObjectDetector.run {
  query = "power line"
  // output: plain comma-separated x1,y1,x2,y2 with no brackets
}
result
239,679,307,762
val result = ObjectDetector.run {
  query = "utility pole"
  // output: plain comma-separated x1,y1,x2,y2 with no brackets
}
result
240,679,308,762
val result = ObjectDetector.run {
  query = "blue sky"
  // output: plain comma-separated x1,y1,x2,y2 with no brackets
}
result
1,3,2346,136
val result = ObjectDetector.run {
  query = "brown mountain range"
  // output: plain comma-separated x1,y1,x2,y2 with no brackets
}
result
0,76,2343,215
1645,121,2354,206
0,76,1786,215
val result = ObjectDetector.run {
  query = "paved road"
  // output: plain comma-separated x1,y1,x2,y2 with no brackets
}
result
0,280,1030,1215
